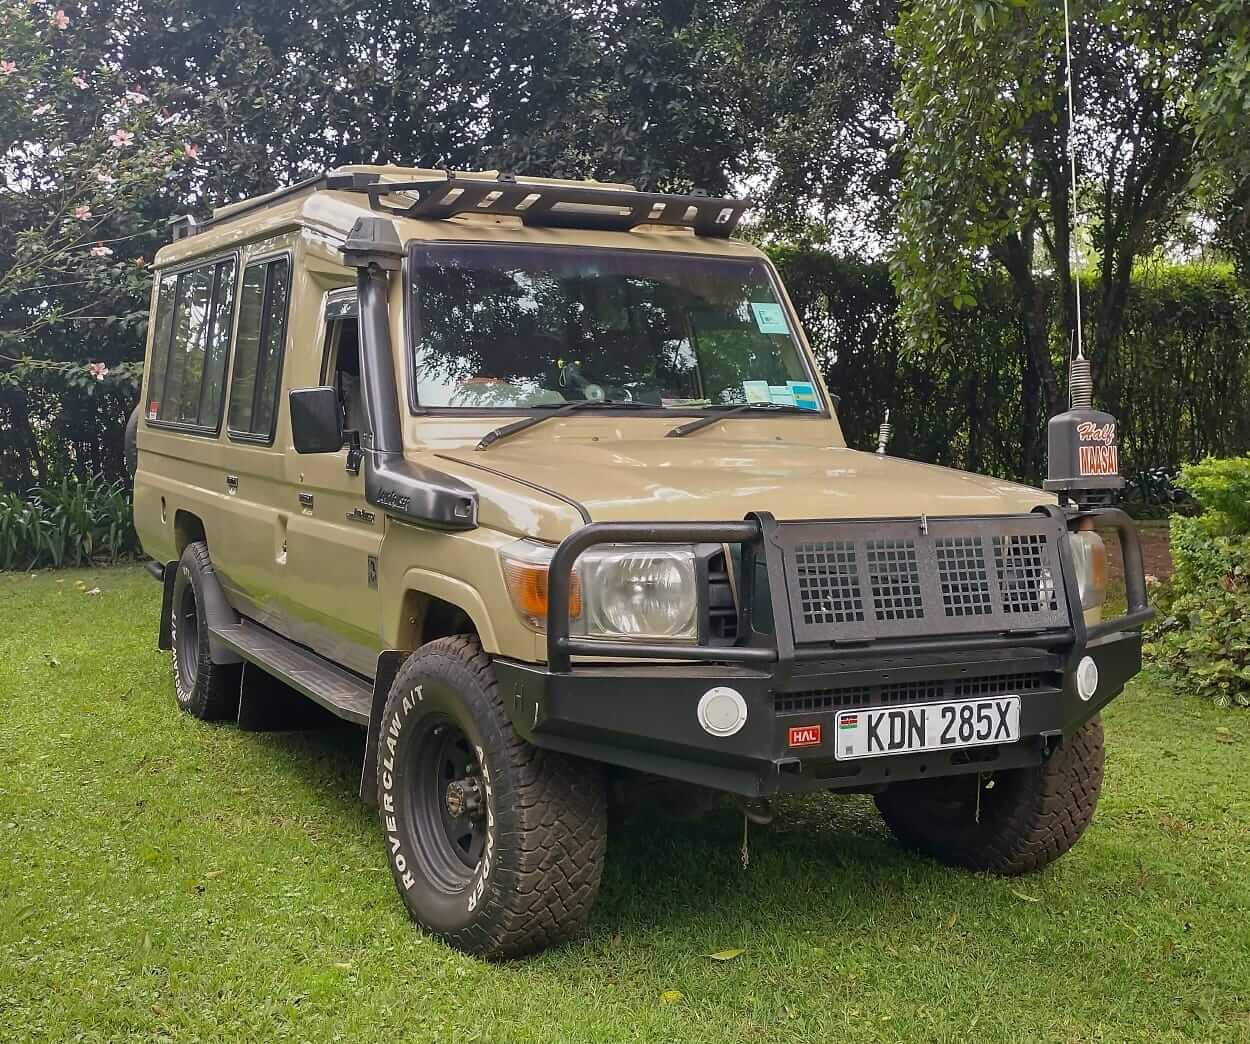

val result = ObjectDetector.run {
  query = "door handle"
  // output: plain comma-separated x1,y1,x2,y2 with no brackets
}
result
225,474,239,493
298,491,314,511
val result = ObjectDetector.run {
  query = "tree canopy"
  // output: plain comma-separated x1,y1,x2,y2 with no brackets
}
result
891,0,1250,413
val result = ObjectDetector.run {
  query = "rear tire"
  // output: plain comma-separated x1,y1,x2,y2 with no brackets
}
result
170,542,240,721
124,404,140,478
377,636,607,959
874,716,1105,875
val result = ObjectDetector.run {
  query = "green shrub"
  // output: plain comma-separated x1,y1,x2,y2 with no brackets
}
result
1147,455,1250,707
0,474,139,571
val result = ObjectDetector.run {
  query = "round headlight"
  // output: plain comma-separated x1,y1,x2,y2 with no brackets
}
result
583,548,698,640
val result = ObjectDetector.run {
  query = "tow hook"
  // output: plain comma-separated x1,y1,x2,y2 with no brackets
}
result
736,797,774,825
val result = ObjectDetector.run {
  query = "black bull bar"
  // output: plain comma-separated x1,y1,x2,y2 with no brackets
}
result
493,505,1153,796
545,506,1152,675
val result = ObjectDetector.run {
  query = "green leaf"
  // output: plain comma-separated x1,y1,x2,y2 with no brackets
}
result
706,949,745,962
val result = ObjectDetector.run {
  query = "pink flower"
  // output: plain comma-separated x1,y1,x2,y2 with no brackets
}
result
1,62,16,77
124,86,149,104
72,74,88,89
32,103,52,116
87,362,109,381
183,143,199,159
89,243,113,258
51,8,69,29
95,171,115,186
74,205,92,220
108,128,134,148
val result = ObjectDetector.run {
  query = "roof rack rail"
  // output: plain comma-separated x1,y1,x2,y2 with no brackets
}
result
324,171,750,238
167,170,750,241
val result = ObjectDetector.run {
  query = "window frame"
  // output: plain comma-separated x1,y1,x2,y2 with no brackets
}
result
401,240,829,419
143,251,240,437
319,288,359,385
226,250,294,447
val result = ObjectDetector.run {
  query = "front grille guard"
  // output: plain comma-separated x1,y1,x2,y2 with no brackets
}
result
544,507,1153,675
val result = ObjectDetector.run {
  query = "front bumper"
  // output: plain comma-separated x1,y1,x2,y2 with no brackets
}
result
500,506,1151,797
495,629,1142,797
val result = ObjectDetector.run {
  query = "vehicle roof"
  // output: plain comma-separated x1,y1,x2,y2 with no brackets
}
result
153,165,766,270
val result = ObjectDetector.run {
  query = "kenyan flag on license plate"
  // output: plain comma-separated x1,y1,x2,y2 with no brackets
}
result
840,715,859,730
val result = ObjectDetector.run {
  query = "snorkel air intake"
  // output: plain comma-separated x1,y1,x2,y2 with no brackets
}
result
342,216,478,530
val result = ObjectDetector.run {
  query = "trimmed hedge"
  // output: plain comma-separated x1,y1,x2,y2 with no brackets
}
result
771,250,1250,487
1147,456,1250,708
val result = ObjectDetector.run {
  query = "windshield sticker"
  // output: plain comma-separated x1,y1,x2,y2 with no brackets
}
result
750,302,789,335
742,380,771,404
768,385,797,407
787,381,820,410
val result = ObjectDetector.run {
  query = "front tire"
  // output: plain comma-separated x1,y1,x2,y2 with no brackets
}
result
377,636,607,959
874,716,1105,875
169,542,240,721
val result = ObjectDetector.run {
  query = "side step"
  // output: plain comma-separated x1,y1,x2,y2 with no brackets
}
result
210,619,373,725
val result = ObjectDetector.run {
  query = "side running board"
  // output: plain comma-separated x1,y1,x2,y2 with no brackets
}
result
210,619,373,725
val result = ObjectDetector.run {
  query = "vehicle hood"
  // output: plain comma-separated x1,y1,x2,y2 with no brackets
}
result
434,435,1052,537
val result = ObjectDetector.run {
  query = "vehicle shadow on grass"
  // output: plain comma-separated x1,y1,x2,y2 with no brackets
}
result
231,714,939,945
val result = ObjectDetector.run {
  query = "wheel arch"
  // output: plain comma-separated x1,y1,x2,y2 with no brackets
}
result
390,569,497,653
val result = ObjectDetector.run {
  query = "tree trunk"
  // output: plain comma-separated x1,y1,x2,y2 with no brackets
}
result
995,233,1063,418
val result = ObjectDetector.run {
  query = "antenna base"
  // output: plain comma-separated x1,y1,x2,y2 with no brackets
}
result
1044,408,1124,505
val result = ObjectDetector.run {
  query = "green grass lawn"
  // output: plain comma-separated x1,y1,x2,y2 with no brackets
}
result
2,566,1248,1043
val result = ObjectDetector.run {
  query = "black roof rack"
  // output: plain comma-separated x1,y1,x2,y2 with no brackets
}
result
326,171,750,237
169,170,751,241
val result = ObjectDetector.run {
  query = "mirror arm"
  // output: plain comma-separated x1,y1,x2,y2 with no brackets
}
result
344,430,362,476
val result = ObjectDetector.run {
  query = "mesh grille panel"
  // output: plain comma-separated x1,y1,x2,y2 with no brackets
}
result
936,536,993,617
795,541,864,625
779,516,1070,642
775,672,1054,716
953,672,1046,698
880,680,945,703
866,539,923,621
773,687,870,714
993,534,1058,614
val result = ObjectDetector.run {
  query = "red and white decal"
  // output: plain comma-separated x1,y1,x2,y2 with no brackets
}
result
1079,443,1118,476
788,724,822,748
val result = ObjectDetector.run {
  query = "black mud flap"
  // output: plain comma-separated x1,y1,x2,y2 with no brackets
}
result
157,564,176,651
236,662,340,731
359,649,410,806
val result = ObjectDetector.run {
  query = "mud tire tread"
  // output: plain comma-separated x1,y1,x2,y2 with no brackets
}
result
874,716,1105,876
380,635,606,959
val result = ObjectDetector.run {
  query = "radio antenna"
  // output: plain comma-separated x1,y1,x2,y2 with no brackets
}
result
1062,0,1093,409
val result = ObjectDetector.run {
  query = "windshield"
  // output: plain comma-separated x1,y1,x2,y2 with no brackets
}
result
407,243,822,411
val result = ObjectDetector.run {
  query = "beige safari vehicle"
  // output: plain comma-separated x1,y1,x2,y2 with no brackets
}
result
132,166,1151,959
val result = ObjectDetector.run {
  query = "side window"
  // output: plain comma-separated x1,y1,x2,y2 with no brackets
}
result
321,297,365,434
228,257,291,441
145,258,236,430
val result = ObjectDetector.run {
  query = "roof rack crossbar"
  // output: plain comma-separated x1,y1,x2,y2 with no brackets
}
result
170,171,750,241
325,172,749,237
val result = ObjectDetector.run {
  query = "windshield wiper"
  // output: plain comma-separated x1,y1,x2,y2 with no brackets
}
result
665,402,809,438
476,399,647,451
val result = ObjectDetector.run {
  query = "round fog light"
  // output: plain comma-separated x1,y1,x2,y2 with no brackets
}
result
1076,656,1099,702
697,686,748,737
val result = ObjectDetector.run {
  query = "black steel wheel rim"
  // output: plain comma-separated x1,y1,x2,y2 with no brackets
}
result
405,715,488,892
175,583,199,692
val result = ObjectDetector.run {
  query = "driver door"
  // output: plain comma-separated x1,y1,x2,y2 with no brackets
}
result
281,290,383,677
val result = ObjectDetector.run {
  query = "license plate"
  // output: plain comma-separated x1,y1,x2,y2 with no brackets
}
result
833,697,1021,761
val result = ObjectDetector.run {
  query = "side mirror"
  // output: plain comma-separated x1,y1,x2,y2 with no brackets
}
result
289,387,344,454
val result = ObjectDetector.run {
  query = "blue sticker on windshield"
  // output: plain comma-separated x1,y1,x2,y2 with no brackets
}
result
750,302,789,335
788,381,820,410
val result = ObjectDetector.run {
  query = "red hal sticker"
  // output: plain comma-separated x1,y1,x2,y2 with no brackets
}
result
788,724,822,748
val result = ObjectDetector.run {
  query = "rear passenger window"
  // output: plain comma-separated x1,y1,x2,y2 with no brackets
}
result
228,257,291,441
145,258,237,430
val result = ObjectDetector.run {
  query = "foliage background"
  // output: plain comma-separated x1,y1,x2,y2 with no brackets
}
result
1148,455,1250,706
1,0,1248,500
